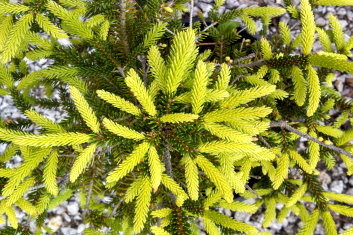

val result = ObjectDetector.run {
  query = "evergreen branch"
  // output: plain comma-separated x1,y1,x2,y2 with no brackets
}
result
91,40,121,68
232,53,256,64
82,175,94,219
119,0,129,56
270,120,353,159
109,198,124,217
237,59,265,68
125,69,157,116
202,22,218,32
189,0,194,27
162,136,173,179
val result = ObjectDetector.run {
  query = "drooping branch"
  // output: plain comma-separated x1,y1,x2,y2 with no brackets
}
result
270,120,353,159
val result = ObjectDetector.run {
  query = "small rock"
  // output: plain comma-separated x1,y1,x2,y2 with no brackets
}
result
271,222,283,230
234,211,251,222
339,20,348,28
77,224,87,233
198,2,213,15
337,8,347,16
346,188,353,196
349,176,353,186
67,203,79,215
47,216,63,232
319,171,332,185
60,227,78,235
200,0,213,3
330,180,344,193
224,208,232,216
348,11,353,21
62,213,71,223
316,17,326,27
226,0,239,9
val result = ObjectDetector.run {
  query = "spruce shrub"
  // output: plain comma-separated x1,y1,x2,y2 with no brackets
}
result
1,0,353,234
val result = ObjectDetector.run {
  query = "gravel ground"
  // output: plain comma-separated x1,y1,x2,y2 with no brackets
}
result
193,0,353,234
1,1,353,234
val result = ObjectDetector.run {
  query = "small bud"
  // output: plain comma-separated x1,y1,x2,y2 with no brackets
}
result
164,7,173,13
229,59,233,63
225,56,231,62
161,43,167,48
324,140,332,145
318,137,324,142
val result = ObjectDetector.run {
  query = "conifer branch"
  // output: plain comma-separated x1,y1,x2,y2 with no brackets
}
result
189,1,194,27
203,22,218,32
237,59,265,68
109,198,125,217
258,135,272,149
119,0,129,56
163,137,173,178
92,40,121,69
82,175,94,219
271,120,353,159
233,53,256,63
164,27,175,35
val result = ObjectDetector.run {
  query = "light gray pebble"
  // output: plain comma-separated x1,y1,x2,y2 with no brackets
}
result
346,188,353,196
314,223,325,235
234,211,252,222
349,175,353,186
337,8,347,16
348,11,353,20
224,208,232,216
339,19,348,28
198,2,213,16
226,0,239,9
200,0,213,3
60,227,79,235
316,17,326,26
77,224,87,233
67,203,80,215
270,222,283,230
319,171,332,185
62,213,72,223
330,180,344,193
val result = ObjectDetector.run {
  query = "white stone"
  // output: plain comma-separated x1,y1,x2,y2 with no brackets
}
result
226,0,239,9
349,176,353,186
198,2,213,14
330,180,344,193
224,208,232,216
47,216,63,232
270,222,283,230
337,8,347,16
347,11,353,21
62,213,72,222
339,20,348,29
67,203,79,215
318,171,332,185
77,224,87,233
316,17,326,27
200,0,213,3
